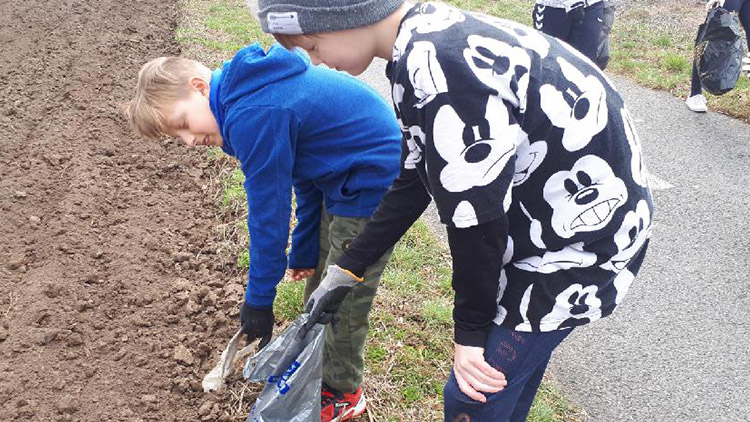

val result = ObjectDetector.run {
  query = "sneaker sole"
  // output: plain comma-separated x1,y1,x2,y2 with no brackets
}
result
686,103,707,113
333,393,367,422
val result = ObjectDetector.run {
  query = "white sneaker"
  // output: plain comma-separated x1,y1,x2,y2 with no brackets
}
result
742,53,750,78
685,94,707,113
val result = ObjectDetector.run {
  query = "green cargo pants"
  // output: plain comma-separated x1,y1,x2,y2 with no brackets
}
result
303,207,393,393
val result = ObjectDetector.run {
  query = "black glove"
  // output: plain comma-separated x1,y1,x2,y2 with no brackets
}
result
240,303,274,349
299,265,361,338
566,1,586,26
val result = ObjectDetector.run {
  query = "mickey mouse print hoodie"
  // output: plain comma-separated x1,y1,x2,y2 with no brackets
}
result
337,3,653,347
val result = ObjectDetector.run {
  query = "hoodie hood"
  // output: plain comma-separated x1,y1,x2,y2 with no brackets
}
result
209,43,310,155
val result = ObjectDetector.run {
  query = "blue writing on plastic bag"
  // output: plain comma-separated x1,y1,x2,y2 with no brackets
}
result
267,361,301,395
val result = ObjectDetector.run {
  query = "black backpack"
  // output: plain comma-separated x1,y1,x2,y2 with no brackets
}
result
694,6,744,96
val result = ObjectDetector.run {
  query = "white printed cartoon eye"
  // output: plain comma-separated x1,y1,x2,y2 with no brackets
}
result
543,155,627,239
621,107,649,187
600,199,651,273
403,125,426,170
464,35,530,112
433,96,517,193
539,57,608,152
407,41,448,108
539,283,603,330
471,13,550,58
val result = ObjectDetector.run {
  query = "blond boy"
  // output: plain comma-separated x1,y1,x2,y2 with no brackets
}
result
125,44,403,421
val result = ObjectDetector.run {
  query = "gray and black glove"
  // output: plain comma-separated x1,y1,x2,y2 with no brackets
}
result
566,1,587,26
240,302,274,349
300,265,362,338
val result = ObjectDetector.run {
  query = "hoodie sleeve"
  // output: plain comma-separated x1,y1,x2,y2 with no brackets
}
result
226,106,300,309
288,180,322,269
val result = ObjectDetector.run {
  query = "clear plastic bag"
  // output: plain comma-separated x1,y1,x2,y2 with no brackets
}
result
244,313,325,422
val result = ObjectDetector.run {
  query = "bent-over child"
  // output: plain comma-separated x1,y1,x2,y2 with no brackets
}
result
124,43,403,422
258,1,654,421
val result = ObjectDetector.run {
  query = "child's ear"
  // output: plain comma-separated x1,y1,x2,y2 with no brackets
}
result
189,76,210,96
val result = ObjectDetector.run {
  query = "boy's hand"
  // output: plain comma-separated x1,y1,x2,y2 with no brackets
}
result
240,303,274,349
288,268,315,281
453,344,507,403
299,265,362,337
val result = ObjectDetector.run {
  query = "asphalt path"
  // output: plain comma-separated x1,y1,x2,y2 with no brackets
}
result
357,58,750,422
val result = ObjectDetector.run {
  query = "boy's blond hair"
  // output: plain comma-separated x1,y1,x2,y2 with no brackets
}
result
124,57,208,139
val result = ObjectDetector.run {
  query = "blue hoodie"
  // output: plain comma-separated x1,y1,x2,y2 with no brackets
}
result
209,43,401,309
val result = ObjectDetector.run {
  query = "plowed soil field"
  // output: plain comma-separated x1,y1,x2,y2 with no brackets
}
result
0,1,247,420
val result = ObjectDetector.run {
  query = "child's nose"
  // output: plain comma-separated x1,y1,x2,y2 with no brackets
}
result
180,133,195,146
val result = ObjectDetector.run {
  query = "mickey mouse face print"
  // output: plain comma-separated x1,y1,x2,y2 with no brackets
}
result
433,95,518,193
540,57,608,152
601,199,652,273
464,35,531,112
543,155,627,239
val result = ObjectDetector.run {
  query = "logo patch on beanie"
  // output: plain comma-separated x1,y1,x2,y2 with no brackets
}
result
267,12,303,34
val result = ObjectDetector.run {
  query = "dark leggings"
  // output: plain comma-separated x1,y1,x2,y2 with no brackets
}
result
533,2,605,63
691,0,750,95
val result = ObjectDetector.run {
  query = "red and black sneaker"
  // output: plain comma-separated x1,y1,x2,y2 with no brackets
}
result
320,383,367,422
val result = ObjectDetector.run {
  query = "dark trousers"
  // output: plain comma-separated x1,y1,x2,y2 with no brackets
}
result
533,1,605,63
443,324,573,422
691,0,750,95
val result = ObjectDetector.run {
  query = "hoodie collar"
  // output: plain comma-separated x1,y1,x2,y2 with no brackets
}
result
209,67,235,156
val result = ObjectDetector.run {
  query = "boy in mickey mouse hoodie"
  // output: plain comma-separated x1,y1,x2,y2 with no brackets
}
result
258,1,653,421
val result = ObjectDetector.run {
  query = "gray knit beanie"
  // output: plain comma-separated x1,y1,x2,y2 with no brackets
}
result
255,0,405,34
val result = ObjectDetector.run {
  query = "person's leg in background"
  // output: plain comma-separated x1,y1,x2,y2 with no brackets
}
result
686,61,707,112
738,0,750,46
443,324,573,422
739,0,750,77
535,2,605,64
533,3,572,42
567,1,606,63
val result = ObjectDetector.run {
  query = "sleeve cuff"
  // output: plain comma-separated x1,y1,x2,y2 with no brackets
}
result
336,252,368,278
454,326,490,347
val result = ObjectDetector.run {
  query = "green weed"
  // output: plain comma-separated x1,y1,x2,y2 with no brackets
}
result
662,53,690,73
